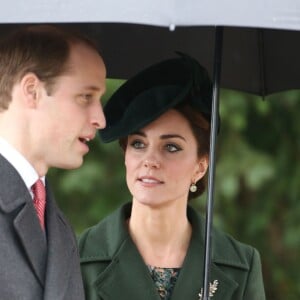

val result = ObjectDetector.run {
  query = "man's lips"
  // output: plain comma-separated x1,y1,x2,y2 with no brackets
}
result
78,135,95,153
79,137,90,144
79,133,95,144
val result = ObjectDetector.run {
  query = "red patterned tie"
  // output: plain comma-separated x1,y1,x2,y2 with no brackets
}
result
32,179,46,230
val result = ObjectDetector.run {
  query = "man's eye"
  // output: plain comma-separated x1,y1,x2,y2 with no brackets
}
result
77,94,94,105
82,94,93,101
165,144,181,152
130,140,145,149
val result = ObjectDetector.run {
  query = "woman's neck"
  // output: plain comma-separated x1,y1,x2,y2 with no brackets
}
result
128,201,192,268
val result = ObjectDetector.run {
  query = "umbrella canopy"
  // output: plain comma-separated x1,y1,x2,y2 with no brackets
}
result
76,23,300,97
1,0,300,95
1,24,300,96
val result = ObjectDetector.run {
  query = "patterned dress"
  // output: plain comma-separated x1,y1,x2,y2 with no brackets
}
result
148,265,181,300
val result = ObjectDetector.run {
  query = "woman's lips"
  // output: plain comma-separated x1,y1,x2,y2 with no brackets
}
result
138,176,164,184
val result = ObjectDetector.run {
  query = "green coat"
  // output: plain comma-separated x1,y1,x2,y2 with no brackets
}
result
79,203,265,300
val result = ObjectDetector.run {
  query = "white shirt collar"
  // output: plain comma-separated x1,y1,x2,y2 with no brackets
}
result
0,136,45,191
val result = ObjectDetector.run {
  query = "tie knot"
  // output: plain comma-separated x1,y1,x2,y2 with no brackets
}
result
32,179,46,200
32,179,46,230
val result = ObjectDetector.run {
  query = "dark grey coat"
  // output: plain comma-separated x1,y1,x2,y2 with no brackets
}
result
0,154,85,300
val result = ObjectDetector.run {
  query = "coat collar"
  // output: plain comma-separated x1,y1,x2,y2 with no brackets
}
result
0,154,30,213
80,202,132,262
80,202,249,299
94,237,162,300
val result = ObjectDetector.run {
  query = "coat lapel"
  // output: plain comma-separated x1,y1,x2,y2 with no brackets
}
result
169,207,239,300
82,203,160,299
43,187,74,300
94,237,161,300
170,227,205,300
209,264,238,300
13,201,47,286
171,254,238,300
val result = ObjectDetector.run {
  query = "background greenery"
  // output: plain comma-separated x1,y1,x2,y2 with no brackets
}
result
49,80,299,299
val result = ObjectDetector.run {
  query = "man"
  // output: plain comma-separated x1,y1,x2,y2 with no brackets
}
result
0,25,106,299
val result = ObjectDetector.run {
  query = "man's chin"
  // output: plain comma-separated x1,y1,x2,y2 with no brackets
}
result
57,158,84,170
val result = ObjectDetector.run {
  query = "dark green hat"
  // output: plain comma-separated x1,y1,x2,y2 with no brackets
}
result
100,52,213,143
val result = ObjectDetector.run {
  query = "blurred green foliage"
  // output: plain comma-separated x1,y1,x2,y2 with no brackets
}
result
48,80,300,300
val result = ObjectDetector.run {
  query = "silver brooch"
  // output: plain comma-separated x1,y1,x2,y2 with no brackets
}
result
198,280,219,300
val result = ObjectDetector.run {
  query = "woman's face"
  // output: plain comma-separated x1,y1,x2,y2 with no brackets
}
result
125,109,208,209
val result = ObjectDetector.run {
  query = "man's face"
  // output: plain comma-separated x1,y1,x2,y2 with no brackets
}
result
32,42,106,173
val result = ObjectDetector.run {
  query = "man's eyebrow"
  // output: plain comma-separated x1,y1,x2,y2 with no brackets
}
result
84,85,104,92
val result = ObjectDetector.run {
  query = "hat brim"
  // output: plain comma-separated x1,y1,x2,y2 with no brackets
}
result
99,53,213,143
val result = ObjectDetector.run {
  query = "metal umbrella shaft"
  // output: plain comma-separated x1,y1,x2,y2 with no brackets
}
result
202,26,223,300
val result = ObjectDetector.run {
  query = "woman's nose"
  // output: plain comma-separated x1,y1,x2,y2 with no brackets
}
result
144,158,161,169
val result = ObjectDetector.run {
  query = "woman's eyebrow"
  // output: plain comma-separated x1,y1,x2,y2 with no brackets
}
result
131,131,146,137
131,132,186,141
160,134,186,141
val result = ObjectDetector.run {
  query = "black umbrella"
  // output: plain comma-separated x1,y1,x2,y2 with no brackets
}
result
1,18,300,300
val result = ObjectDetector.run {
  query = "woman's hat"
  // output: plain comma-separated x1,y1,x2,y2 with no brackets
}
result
100,52,213,143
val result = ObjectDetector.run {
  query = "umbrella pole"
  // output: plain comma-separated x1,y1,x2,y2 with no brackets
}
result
202,26,223,300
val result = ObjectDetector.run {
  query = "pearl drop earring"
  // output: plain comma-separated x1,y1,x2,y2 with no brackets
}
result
190,183,197,193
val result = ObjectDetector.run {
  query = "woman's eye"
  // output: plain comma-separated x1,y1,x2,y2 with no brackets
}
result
130,140,145,149
165,144,181,152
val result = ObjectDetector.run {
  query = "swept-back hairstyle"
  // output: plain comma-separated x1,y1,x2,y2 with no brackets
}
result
0,25,99,111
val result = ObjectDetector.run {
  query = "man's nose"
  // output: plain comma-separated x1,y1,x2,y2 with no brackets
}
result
91,102,106,129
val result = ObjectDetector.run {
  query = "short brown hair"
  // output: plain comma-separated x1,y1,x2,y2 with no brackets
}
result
0,25,99,110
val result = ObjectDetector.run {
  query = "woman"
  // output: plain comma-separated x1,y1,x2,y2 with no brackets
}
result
79,53,266,300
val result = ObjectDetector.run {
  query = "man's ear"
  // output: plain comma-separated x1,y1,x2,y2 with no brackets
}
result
20,73,41,108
